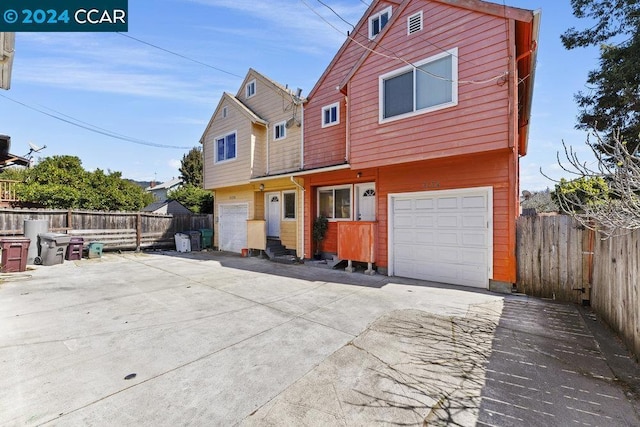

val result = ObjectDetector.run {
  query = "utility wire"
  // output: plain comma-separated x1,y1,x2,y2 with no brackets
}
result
116,32,243,79
304,0,508,85
315,0,354,29
0,93,192,149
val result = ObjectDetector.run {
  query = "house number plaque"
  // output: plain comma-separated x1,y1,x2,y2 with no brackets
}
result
423,181,440,189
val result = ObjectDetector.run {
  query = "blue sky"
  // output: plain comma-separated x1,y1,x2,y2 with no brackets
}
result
1,0,600,190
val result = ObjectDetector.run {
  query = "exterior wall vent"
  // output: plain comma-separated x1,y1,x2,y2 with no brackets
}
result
408,11,423,35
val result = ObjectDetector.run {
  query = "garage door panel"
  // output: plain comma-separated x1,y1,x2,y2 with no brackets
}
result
391,188,490,288
437,197,459,209
462,195,486,209
436,231,459,246
394,199,413,211
415,198,435,210
437,215,458,228
462,214,486,228
462,231,487,246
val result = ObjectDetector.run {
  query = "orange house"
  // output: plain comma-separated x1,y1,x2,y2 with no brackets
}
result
298,0,539,290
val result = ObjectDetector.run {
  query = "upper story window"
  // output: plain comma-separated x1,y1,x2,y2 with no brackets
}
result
369,6,392,39
407,11,423,35
215,131,237,163
379,48,458,123
245,79,256,98
274,121,286,140
322,102,340,128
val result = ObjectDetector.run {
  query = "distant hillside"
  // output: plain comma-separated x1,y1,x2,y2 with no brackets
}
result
128,180,152,189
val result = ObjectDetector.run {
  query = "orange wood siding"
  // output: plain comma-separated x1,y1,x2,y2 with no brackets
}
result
303,1,396,169
303,150,519,283
348,2,513,169
337,222,376,263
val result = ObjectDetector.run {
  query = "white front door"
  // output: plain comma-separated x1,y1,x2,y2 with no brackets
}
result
356,183,376,221
266,193,280,237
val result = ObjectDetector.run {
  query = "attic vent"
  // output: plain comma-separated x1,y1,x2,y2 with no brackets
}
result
222,106,228,118
407,11,423,35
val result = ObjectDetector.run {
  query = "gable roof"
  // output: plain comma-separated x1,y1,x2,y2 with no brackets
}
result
236,68,300,100
142,199,192,214
145,177,183,192
199,92,267,144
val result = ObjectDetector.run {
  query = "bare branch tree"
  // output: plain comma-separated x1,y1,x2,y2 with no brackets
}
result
543,129,640,238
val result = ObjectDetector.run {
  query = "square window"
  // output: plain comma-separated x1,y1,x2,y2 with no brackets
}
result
322,103,340,128
215,131,237,162
380,48,458,122
283,192,296,219
274,122,286,140
369,6,392,39
246,80,256,98
317,186,351,220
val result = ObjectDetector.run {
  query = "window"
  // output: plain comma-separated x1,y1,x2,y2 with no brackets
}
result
215,131,237,162
407,11,423,35
318,186,351,219
245,79,256,98
369,6,392,39
283,191,296,220
379,48,458,122
322,102,339,128
274,121,286,140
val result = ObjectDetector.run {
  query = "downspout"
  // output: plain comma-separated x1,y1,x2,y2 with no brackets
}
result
290,176,305,258
266,123,270,176
300,103,304,169
345,92,350,163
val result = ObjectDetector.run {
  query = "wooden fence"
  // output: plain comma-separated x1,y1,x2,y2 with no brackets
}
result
0,208,213,251
517,215,640,359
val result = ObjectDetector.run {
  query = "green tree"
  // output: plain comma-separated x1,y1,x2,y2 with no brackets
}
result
561,0,640,155
1,155,153,210
168,185,213,213
179,147,203,187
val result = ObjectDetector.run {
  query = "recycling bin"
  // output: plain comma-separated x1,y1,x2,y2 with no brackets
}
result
87,242,104,259
199,228,213,249
174,233,191,252
186,230,201,252
0,237,31,273
37,233,72,266
66,237,84,261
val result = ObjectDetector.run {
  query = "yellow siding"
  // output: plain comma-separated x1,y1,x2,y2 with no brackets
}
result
240,71,303,176
280,221,297,250
202,98,266,190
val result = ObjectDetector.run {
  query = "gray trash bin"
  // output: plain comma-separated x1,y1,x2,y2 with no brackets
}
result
37,233,72,266
186,230,201,251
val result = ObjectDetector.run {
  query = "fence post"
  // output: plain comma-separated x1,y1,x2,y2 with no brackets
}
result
67,210,73,232
136,213,142,252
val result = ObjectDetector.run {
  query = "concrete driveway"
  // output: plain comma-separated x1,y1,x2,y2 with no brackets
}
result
1,251,503,426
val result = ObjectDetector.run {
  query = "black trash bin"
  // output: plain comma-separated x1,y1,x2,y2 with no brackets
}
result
186,231,201,251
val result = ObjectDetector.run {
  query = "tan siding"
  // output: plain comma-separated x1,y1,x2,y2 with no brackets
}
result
241,71,303,175
202,99,257,190
280,221,296,250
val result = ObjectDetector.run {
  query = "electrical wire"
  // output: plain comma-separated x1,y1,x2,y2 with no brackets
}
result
301,0,507,85
305,0,509,85
0,93,192,149
315,0,354,29
116,33,243,79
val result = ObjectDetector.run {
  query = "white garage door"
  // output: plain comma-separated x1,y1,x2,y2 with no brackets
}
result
218,203,248,253
390,188,492,288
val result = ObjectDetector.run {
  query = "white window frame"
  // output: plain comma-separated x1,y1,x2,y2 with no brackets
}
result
407,11,423,35
274,121,286,140
369,6,392,39
282,191,296,221
317,184,352,221
245,79,256,98
214,130,238,163
379,47,458,124
321,102,340,128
